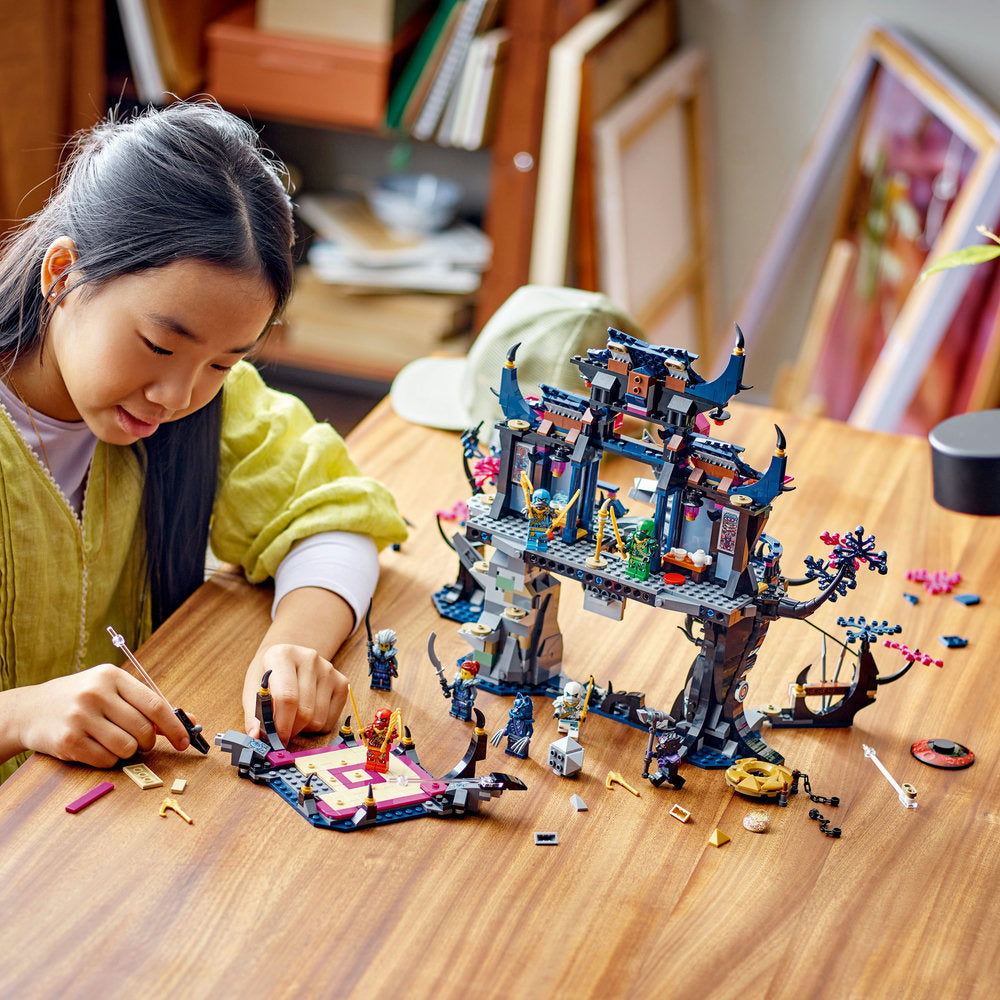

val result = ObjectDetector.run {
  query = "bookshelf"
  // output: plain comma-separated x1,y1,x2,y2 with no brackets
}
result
204,0,600,331
474,0,596,327
111,0,599,384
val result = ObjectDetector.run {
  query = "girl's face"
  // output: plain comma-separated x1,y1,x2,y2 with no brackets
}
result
36,253,276,444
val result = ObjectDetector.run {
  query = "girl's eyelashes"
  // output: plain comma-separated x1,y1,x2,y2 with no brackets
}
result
143,335,237,373
143,337,172,356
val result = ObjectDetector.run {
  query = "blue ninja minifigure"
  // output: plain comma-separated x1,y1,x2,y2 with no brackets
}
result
490,692,535,758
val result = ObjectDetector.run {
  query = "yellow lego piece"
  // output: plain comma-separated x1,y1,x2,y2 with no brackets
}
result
669,804,691,823
724,758,793,798
158,798,193,824
123,763,162,790
708,828,730,847
170,778,187,795
605,771,640,796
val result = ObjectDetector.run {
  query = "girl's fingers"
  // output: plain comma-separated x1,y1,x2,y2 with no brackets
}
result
115,673,190,750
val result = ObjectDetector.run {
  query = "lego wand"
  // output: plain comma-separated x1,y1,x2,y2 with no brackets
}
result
106,626,210,754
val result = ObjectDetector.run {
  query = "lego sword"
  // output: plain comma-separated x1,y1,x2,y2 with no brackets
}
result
427,631,452,699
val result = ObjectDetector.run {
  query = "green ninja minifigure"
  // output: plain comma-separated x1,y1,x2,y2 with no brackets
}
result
624,518,656,581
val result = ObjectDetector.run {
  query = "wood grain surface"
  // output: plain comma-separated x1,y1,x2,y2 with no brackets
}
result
1,399,997,999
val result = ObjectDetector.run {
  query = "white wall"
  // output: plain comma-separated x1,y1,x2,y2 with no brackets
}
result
678,0,1000,391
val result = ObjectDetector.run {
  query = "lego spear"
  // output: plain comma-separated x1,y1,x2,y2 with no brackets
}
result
608,505,627,558
347,683,363,743
578,675,595,724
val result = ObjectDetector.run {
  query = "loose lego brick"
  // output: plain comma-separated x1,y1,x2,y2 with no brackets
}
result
708,828,730,847
570,794,588,811
123,763,162,789
65,781,114,814
669,804,691,823
534,831,559,846
905,568,961,594
954,593,980,605
171,778,187,794
548,735,584,777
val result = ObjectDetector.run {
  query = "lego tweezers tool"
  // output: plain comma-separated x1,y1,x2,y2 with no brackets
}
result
107,626,210,753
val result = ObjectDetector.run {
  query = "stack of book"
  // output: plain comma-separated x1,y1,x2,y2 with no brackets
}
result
116,0,239,103
267,267,475,383
259,192,486,381
385,0,510,149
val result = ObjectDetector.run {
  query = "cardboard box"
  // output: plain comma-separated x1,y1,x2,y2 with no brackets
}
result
207,3,403,129
257,0,430,46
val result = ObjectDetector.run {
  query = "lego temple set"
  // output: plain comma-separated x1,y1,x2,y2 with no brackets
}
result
434,326,890,767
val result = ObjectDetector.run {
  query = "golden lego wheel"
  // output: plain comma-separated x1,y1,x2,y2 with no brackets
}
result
724,757,794,798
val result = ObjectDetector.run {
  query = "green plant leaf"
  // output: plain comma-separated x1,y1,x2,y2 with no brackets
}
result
920,244,1000,281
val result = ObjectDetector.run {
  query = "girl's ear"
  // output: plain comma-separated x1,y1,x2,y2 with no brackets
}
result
40,237,79,301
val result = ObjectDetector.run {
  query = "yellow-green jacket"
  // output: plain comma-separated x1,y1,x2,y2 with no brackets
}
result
0,361,406,782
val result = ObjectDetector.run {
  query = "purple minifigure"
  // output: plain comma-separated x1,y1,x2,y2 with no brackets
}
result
643,726,685,790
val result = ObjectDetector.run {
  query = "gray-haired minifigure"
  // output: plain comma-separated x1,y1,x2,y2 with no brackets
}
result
368,628,399,692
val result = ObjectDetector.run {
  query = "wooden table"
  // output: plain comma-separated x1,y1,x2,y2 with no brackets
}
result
2,400,997,999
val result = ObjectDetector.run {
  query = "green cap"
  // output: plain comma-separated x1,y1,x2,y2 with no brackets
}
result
390,285,644,437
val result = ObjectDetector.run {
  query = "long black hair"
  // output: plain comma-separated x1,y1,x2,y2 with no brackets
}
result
0,100,295,626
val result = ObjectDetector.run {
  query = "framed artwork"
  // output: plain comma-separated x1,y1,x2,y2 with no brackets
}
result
739,23,1000,432
889,213,1000,432
592,46,715,360
529,0,676,288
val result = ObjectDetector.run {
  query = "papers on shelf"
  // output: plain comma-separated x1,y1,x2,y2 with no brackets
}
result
297,193,491,293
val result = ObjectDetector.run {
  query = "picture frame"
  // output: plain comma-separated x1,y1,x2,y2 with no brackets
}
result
737,22,1000,432
592,46,715,359
528,0,676,288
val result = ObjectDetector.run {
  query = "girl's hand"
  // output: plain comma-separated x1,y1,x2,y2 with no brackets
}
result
12,664,191,767
242,644,348,745
241,586,356,745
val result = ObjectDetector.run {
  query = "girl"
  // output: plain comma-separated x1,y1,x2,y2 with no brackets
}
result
0,101,407,782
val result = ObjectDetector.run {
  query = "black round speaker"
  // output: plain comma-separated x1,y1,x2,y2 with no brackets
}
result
929,410,1000,516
